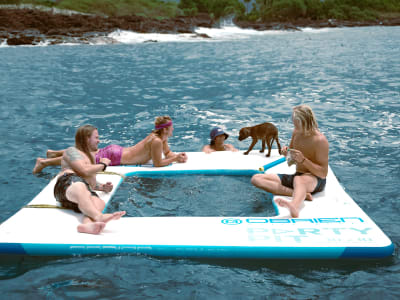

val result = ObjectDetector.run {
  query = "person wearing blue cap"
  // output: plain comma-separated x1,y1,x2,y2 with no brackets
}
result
202,127,238,153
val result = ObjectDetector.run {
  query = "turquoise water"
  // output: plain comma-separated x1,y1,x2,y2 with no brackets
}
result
0,26,399,298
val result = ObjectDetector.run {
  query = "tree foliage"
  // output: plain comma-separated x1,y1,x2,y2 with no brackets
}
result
241,0,400,21
178,0,245,19
2,0,399,21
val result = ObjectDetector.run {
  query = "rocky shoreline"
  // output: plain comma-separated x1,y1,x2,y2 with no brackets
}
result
1,8,400,46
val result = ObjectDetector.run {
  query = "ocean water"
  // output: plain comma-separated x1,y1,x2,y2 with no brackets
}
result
0,25,399,298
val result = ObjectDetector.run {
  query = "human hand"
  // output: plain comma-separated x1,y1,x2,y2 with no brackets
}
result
102,182,113,193
99,157,111,166
176,152,187,163
288,149,305,163
281,146,289,156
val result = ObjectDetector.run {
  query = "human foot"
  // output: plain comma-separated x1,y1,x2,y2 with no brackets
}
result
77,222,106,234
94,211,126,223
32,158,46,174
275,198,299,218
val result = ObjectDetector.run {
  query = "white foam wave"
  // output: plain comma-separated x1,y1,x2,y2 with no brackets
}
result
0,24,335,48
108,29,206,44
301,27,336,33
108,25,292,44
195,26,288,39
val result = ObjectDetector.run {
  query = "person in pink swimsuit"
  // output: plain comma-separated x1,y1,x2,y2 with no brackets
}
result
95,144,124,166
33,116,188,173
33,145,124,173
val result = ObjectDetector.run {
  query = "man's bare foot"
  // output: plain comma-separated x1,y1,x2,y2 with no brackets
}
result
305,193,313,201
33,158,46,174
275,198,299,218
77,222,106,234
94,211,126,223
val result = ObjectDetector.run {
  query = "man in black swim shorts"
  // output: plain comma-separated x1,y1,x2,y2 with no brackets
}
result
251,105,329,218
54,124,126,235
54,172,99,213
278,172,326,195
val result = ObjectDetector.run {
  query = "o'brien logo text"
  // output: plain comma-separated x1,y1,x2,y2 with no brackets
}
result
221,217,364,225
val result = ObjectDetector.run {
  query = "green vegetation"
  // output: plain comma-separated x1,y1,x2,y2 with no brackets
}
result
241,0,400,22
1,0,399,21
179,0,400,21
0,0,179,18
178,0,245,19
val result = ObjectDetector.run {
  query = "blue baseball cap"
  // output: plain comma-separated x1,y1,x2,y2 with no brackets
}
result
210,127,229,142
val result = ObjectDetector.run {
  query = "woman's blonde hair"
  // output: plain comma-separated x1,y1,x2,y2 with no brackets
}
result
75,124,97,164
292,105,318,135
153,115,172,136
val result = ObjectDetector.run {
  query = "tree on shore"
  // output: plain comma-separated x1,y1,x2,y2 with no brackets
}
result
178,0,245,19
238,0,400,22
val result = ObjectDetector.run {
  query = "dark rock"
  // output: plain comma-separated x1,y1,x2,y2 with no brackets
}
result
195,33,211,39
7,35,35,45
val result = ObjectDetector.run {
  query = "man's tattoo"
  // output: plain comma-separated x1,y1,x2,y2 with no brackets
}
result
66,147,83,162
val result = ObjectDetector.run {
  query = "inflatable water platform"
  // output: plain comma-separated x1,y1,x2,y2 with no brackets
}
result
0,150,394,259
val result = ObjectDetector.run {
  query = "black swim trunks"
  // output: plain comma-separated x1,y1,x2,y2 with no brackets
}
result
54,173,99,213
278,172,326,194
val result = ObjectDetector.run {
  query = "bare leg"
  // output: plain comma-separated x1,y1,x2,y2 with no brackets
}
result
33,156,62,174
252,173,292,195
65,182,126,234
251,173,313,200
275,174,317,218
47,149,65,159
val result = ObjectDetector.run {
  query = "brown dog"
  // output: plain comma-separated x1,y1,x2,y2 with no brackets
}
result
238,122,281,156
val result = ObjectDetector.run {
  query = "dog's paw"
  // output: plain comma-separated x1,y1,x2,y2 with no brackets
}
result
259,150,264,153
243,152,249,155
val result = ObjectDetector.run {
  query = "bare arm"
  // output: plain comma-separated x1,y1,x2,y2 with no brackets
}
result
63,147,106,178
202,145,214,154
280,132,295,157
163,140,176,159
151,139,180,167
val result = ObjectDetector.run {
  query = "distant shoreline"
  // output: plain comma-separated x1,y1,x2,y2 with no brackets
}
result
1,8,399,46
